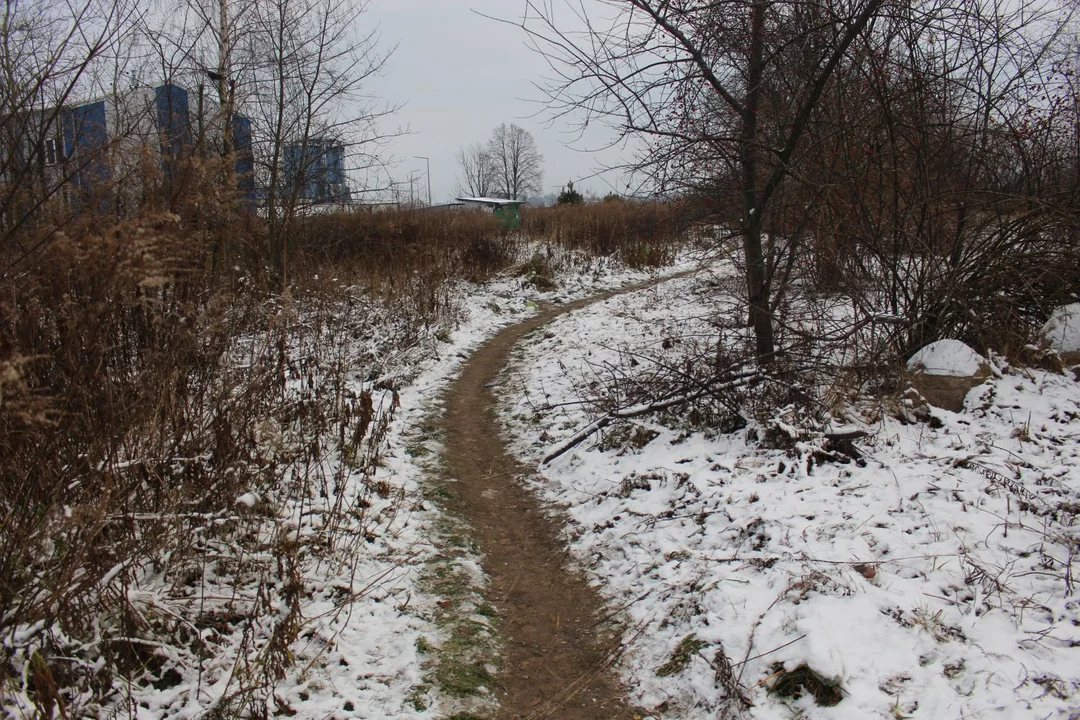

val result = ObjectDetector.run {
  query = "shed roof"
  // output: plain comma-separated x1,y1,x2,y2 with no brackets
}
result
456,196,523,206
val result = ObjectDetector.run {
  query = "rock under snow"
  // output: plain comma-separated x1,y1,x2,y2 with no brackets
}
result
906,339,985,377
1040,302,1080,365
906,339,990,412
234,492,259,508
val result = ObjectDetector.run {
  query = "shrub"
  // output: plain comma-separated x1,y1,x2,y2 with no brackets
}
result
556,181,584,205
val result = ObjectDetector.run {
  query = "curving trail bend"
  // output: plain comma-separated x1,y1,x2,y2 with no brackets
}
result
439,274,691,719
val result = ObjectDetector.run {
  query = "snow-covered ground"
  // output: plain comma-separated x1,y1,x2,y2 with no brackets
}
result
334,253,700,719
499,266,1080,718
0,248,699,719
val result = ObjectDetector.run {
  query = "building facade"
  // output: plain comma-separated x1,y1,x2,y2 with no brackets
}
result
1,83,255,217
280,138,350,204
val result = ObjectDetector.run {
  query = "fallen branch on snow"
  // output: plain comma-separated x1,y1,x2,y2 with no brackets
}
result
540,370,759,465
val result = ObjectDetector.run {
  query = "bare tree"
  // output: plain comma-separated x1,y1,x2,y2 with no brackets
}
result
241,0,396,282
487,122,543,200
522,0,1078,364
141,0,397,279
174,0,262,165
521,0,890,361
456,141,495,197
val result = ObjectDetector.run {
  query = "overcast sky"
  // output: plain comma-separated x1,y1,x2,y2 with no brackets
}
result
364,1,632,203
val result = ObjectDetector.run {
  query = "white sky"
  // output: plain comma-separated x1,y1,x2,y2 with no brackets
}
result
364,0,633,203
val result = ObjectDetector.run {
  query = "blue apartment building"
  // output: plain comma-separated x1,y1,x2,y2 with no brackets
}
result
12,83,256,210
281,138,350,204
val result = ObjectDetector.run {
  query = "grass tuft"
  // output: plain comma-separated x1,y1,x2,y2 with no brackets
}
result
656,634,708,677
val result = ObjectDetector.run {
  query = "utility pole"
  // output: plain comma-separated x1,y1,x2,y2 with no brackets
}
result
414,155,431,206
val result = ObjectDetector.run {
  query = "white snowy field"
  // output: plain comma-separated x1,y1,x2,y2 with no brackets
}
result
499,266,1080,718
0,249,699,719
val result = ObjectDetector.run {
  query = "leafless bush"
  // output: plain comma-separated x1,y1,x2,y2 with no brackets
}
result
775,0,1080,364
818,211,1080,363
0,172,492,714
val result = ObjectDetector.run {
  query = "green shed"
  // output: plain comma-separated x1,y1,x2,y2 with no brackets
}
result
456,197,523,229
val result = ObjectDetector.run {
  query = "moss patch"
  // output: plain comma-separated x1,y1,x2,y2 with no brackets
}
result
435,660,495,698
414,477,501,714
769,663,843,706
656,634,708,677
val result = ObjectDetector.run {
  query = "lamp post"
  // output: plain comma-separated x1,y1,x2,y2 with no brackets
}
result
414,155,431,206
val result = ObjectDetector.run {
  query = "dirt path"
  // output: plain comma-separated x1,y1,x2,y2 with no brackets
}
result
439,276,686,720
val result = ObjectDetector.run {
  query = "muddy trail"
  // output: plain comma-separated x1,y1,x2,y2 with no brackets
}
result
439,276,688,720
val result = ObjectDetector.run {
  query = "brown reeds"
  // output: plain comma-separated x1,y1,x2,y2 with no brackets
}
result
521,200,685,268
293,205,511,282
0,146,694,714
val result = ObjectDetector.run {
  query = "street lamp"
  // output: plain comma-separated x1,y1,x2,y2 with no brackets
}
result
414,155,431,206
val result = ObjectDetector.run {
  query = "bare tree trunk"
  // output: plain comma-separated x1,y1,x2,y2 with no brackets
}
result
742,0,775,361
217,0,233,159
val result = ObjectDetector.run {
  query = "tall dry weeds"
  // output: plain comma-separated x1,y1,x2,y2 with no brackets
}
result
522,200,685,268
0,173,490,713
0,155,694,713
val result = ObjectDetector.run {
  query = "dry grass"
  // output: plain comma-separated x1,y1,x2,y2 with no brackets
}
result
0,168,695,713
295,206,513,284
522,200,685,268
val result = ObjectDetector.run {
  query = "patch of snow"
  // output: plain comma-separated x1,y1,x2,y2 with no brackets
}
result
906,339,986,377
500,270,1080,719
1042,302,1080,355
234,491,258,507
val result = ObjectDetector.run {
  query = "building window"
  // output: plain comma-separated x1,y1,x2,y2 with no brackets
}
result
43,138,60,166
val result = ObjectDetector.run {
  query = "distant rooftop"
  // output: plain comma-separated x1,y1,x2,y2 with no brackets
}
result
456,196,523,206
